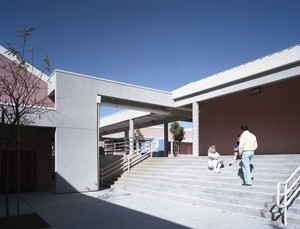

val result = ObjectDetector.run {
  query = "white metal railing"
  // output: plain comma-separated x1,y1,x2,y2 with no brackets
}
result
103,138,128,154
99,138,155,187
277,166,300,225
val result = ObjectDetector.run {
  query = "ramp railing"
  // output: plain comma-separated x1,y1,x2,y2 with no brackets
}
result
99,138,155,187
277,166,300,225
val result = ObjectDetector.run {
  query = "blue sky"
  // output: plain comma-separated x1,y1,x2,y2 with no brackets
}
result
1,0,300,119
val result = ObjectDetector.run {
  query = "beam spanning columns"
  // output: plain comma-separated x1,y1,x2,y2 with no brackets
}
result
164,123,169,157
192,102,200,156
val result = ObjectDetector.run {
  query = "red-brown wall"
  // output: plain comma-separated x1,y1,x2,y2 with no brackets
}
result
0,126,54,192
179,142,192,155
199,76,300,156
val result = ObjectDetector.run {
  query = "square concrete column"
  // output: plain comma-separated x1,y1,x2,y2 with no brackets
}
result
164,123,169,157
129,119,134,154
52,72,99,193
192,102,200,156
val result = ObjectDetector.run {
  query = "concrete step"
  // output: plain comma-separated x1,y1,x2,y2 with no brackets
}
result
116,177,275,202
140,162,300,170
112,155,300,227
144,157,300,164
135,164,298,175
140,163,299,170
287,213,300,226
263,207,300,226
142,157,300,166
122,173,277,191
265,202,300,215
129,168,291,181
113,182,270,210
148,154,300,159
137,156,300,165
112,185,264,217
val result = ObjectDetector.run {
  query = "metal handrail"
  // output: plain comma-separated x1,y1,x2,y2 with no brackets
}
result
103,137,151,154
277,166,300,225
100,138,155,187
103,139,128,154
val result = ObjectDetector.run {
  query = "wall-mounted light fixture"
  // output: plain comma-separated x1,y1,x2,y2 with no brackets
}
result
252,87,261,95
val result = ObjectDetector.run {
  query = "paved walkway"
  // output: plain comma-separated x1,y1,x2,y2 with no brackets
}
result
0,189,297,229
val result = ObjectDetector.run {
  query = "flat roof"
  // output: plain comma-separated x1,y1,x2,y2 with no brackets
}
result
172,44,300,100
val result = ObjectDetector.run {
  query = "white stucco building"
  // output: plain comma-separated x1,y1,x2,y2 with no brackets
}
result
1,44,300,193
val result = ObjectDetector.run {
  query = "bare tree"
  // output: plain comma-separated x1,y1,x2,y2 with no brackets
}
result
0,28,51,216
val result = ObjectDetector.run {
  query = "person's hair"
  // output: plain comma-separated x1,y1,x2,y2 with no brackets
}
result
240,124,248,131
207,145,216,155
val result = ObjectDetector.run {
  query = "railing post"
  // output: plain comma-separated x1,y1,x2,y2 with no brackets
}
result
150,140,153,157
277,166,300,226
284,184,287,225
128,154,130,171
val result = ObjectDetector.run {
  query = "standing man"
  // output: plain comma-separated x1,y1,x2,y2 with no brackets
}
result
239,124,258,186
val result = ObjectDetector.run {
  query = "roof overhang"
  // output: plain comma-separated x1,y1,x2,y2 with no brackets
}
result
99,107,192,135
99,44,300,136
175,61,300,107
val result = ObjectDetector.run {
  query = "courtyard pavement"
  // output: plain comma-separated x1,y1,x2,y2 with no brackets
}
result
0,189,297,229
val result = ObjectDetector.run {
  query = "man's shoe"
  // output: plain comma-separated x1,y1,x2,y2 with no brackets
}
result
242,183,252,186
229,160,236,166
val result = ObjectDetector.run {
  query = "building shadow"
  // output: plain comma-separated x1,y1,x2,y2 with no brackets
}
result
1,173,191,229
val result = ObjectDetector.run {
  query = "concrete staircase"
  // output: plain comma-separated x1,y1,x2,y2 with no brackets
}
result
112,154,300,226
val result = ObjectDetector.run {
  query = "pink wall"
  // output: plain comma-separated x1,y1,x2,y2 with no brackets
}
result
139,127,165,137
140,126,193,155
178,142,192,155
0,54,54,108
199,77,300,156
140,126,192,141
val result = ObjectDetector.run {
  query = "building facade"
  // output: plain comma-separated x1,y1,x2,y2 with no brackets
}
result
1,44,300,193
